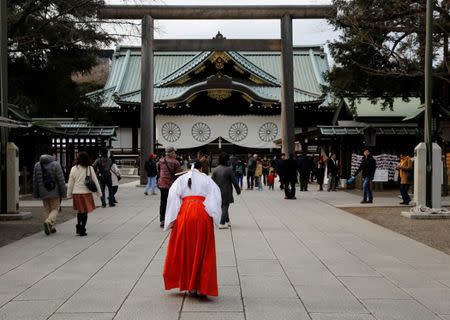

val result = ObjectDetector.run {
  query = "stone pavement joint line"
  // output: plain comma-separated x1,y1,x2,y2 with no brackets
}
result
0,183,449,320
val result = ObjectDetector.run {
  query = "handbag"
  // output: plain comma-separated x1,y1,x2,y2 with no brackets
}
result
85,167,98,192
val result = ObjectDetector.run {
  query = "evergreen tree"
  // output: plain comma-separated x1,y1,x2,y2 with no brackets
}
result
7,0,115,119
326,0,449,110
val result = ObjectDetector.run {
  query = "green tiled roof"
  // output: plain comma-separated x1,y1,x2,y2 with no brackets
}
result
155,51,211,87
319,126,419,136
29,118,117,137
227,51,280,86
344,98,422,118
92,45,329,108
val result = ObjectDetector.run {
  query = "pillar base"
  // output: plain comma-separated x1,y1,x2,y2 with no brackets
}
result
0,212,32,221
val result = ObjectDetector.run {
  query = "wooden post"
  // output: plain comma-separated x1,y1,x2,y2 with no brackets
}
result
0,0,8,213
280,15,295,155
140,15,154,185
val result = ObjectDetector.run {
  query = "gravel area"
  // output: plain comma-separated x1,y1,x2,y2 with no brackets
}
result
1,178,140,248
0,206,77,247
344,207,450,255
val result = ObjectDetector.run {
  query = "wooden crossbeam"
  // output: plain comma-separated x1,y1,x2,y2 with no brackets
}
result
154,39,281,52
99,5,335,20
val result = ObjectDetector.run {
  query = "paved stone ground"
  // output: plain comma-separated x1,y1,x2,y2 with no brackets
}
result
1,182,450,320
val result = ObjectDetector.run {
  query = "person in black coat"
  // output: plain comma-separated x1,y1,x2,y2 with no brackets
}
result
297,152,313,191
282,154,298,199
144,153,158,195
316,157,326,191
353,147,377,203
326,153,338,191
212,153,241,228
273,153,286,190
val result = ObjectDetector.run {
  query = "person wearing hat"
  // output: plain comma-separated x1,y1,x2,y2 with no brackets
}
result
158,147,182,227
144,153,158,195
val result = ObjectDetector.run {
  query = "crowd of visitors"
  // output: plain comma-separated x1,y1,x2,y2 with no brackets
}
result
31,143,417,299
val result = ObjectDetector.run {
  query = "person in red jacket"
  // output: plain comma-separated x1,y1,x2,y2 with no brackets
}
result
267,170,277,190
158,147,181,227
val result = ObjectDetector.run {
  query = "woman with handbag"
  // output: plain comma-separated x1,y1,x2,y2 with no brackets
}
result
67,151,102,236
110,156,121,203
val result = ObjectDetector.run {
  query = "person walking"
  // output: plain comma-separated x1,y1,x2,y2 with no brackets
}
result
163,161,222,298
158,147,182,227
274,154,286,189
317,157,326,191
67,152,102,236
197,151,210,175
397,151,412,205
327,153,338,192
33,148,67,235
110,156,121,203
353,147,377,203
282,154,298,199
212,153,241,229
246,154,257,190
93,148,115,208
254,158,263,191
267,170,276,190
233,157,245,189
297,152,313,191
144,153,158,195
262,156,270,186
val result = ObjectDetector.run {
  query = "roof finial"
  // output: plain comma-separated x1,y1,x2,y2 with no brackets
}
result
213,31,225,40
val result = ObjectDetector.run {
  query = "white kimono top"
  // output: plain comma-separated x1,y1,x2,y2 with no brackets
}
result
164,168,222,231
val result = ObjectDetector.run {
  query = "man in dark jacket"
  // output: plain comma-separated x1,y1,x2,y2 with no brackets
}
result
274,153,286,189
297,152,313,191
33,149,67,235
212,153,241,229
93,148,115,208
246,154,257,190
144,153,158,195
282,154,298,199
326,153,338,191
233,157,246,189
354,147,377,203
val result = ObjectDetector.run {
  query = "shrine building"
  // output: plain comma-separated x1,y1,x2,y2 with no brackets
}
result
90,42,334,155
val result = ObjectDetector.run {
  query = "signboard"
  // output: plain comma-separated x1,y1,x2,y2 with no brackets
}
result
372,169,389,182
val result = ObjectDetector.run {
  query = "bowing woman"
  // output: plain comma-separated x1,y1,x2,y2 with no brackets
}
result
163,161,222,297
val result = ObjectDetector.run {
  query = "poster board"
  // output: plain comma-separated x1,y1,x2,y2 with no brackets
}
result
372,169,389,182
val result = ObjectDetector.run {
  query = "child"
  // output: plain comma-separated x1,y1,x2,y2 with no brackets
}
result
267,170,276,190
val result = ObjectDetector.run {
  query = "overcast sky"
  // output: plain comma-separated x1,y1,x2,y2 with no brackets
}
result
106,0,339,47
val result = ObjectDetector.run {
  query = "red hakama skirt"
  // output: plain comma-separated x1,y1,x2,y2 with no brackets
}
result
163,196,218,296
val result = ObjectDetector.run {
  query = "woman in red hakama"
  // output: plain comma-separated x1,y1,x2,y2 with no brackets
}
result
163,162,222,297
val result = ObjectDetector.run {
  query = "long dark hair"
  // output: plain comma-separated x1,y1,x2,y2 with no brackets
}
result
76,151,91,167
187,161,202,189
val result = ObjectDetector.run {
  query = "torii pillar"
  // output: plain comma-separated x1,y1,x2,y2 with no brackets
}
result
140,15,154,185
280,15,295,156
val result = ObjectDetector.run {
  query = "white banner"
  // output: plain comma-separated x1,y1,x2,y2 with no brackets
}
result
156,115,281,149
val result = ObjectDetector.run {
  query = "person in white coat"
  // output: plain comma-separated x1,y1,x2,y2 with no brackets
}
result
163,161,222,297
110,157,121,203
67,152,102,236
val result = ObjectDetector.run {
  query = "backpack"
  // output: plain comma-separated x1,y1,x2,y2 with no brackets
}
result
235,162,243,175
40,163,56,191
96,157,112,178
